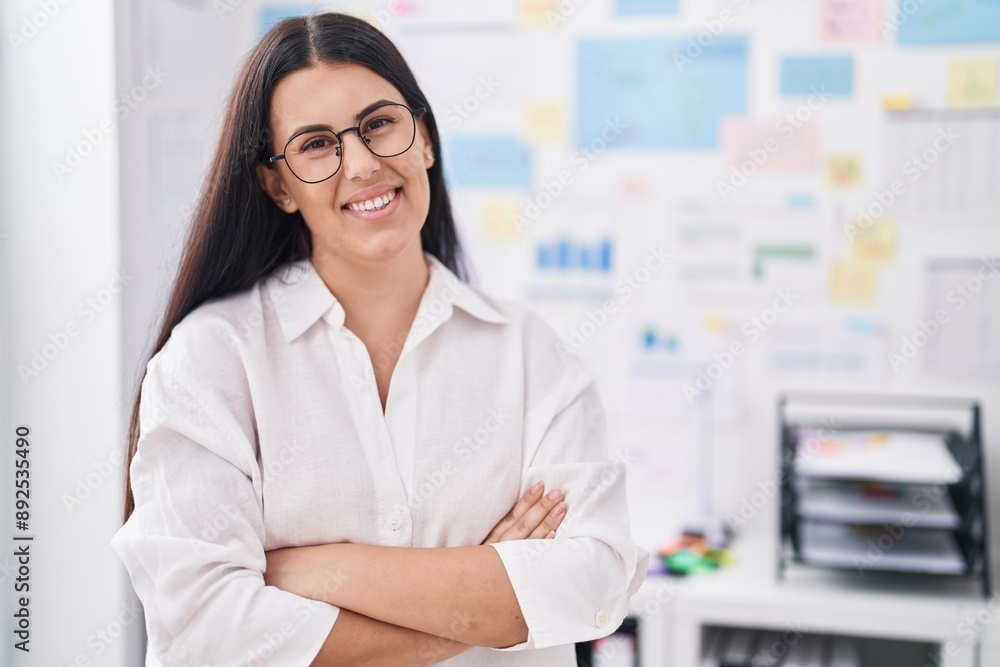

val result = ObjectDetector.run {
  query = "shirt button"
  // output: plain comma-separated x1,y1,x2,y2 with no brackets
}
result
595,609,609,628
388,515,402,530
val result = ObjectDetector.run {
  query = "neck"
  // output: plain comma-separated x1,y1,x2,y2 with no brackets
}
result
311,244,430,334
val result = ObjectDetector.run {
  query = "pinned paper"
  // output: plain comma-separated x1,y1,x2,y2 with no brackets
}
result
577,35,748,148
947,59,998,108
481,198,526,241
820,0,882,43
831,259,877,303
897,0,1000,45
849,219,897,262
443,135,532,188
523,102,567,144
781,55,854,96
826,155,863,188
519,0,559,26
721,117,817,171
615,0,679,17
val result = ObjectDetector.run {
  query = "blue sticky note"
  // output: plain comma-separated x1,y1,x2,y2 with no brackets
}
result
615,0,679,17
443,136,532,189
781,55,853,96
258,5,314,38
897,0,1000,44
577,36,749,149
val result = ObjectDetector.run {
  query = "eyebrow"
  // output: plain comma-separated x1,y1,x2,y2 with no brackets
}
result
283,99,400,144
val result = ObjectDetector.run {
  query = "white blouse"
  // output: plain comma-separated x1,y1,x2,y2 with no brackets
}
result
111,251,649,667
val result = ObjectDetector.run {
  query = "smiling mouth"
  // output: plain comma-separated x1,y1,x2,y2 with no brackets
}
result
344,188,398,212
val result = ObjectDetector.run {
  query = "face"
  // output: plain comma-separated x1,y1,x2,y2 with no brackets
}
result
257,62,435,268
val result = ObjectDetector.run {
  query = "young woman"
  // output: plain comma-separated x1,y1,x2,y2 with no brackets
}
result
112,12,646,667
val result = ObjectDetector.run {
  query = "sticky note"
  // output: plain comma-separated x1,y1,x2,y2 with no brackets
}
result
443,136,532,188
481,198,526,241
615,0,679,17
831,259,877,303
519,0,560,26
826,155,863,188
820,0,882,43
947,59,998,108
721,117,817,171
881,94,914,110
577,35,749,149
781,55,854,96
523,102,567,144
896,0,1000,45
849,219,896,262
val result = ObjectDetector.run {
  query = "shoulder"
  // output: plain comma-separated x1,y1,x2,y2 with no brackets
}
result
148,279,268,387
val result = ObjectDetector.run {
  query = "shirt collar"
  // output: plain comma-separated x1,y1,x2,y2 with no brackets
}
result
267,252,507,343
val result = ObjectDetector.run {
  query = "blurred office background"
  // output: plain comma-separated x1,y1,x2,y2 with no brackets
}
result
1,0,999,665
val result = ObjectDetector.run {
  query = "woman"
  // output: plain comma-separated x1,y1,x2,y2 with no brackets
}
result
112,12,647,667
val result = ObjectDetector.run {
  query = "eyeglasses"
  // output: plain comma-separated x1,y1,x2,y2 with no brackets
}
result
265,102,427,184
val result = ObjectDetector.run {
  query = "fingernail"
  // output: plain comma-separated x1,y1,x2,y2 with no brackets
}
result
552,502,566,518
546,531,556,539
530,482,543,494
548,489,564,500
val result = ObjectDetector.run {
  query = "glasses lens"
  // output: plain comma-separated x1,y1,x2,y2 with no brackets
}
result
360,104,416,158
285,130,342,183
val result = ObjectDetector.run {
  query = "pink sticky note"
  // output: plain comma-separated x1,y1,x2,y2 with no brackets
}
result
820,0,883,43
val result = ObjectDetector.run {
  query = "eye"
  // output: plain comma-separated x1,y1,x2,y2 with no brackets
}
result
364,116,395,133
302,136,333,152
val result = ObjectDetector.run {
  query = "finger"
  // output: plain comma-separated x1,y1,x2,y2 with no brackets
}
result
481,482,544,544
501,488,564,541
528,501,567,539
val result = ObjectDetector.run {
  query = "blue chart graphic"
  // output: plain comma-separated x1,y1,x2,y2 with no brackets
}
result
536,238,613,271
577,34,749,149
642,328,680,352
896,0,1000,45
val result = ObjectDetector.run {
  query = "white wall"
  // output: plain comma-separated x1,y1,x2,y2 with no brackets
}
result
0,1,131,665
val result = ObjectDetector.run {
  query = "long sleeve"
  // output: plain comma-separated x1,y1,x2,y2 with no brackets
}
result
111,355,339,666
488,313,650,651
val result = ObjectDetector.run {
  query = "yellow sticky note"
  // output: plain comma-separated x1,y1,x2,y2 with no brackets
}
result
948,59,998,108
523,102,566,144
826,155,863,188
881,94,913,111
850,219,896,262
519,0,559,26
703,313,727,332
831,259,877,303
481,198,525,241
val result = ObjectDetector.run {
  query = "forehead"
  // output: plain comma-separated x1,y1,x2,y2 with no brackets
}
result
269,62,404,140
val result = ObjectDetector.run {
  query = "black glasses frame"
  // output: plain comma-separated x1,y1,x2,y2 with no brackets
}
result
265,102,428,184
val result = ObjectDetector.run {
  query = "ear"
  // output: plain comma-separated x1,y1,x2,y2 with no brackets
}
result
416,117,435,170
255,162,299,213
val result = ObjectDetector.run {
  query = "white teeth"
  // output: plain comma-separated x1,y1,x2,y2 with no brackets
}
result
348,189,396,212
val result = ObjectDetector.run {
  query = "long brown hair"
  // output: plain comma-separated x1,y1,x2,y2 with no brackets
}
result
121,13,468,522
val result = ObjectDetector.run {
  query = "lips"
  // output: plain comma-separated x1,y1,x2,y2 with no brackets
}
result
342,185,400,211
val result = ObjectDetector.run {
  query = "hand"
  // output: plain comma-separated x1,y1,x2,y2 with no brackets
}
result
481,482,567,544
264,544,339,602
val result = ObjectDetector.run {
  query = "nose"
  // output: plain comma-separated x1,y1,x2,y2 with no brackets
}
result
339,130,381,181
